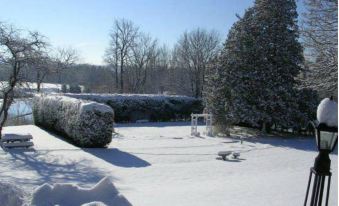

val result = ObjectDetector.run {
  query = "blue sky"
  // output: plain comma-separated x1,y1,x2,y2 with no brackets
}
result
0,0,303,65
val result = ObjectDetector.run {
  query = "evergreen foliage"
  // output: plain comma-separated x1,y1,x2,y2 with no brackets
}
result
206,0,317,133
69,84,82,93
204,57,232,135
64,93,203,122
61,84,68,93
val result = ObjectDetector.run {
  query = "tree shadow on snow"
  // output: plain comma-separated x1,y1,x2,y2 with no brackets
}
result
31,127,151,168
83,148,151,168
242,137,338,155
5,149,111,187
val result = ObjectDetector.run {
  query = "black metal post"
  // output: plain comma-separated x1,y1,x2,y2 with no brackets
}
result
304,168,332,206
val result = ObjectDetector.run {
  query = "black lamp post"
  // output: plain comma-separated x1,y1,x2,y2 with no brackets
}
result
304,122,338,206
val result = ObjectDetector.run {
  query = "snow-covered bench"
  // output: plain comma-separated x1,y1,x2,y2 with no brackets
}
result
1,133,34,149
218,151,240,160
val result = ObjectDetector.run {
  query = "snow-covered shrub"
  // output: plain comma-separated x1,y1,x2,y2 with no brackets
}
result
64,93,203,122
69,84,82,93
33,95,114,147
31,177,131,206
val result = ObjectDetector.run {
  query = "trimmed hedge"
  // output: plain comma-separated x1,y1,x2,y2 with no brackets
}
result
33,95,114,147
64,93,203,122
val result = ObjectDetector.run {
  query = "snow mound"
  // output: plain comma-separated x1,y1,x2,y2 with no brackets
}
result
31,177,132,206
0,182,26,206
317,98,338,127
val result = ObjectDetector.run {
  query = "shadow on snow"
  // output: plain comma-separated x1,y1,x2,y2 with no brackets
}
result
4,149,109,187
83,148,151,168
242,137,338,155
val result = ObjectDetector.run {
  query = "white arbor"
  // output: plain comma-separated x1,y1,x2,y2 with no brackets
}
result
191,113,213,136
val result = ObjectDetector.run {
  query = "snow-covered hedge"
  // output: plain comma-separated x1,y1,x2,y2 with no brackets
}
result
64,93,203,122
33,95,114,147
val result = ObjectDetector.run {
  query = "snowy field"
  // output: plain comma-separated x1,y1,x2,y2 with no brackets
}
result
0,122,337,205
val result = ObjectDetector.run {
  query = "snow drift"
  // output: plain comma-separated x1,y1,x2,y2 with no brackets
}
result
64,93,203,122
0,182,26,206
31,177,132,206
317,97,338,127
33,95,114,147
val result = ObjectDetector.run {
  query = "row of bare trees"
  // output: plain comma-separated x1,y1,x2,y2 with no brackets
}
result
32,47,78,92
104,19,221,97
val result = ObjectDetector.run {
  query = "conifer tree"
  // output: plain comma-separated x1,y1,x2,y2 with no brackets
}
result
204,56,233,135
218,0,304,132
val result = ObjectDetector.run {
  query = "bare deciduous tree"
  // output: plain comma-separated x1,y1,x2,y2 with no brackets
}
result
301,0,338,98
128,33,158,93
105,19,139,93
53,47,79,86
173,28,221,97
0,22,46,136
32,54,52,92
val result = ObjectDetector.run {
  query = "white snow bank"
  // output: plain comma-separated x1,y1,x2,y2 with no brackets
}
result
31,177,132,206
0,182,26,206
317,98,338,127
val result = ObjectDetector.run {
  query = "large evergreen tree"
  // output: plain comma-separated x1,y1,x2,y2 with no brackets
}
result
216,0,305,132
254,0,304,130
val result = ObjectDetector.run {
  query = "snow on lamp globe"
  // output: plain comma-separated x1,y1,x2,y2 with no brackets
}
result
304,96,338,206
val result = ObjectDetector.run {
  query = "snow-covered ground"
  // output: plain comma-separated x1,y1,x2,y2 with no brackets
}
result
0,123,337,206
0,81,63,93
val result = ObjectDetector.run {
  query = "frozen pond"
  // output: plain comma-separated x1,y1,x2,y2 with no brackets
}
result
1,98,33,126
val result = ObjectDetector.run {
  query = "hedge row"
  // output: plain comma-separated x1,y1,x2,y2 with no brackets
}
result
64,93,203,122
33,95,114,147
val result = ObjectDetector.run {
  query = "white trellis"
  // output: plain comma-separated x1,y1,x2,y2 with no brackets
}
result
191,113,213,136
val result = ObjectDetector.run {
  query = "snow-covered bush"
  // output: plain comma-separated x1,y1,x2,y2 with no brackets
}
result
33,95,114,147
69,84,82,93
64,93,203,122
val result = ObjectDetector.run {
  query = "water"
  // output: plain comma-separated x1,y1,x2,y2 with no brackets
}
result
1,98,33,126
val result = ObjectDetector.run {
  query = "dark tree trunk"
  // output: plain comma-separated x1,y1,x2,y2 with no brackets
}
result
120,60,124,93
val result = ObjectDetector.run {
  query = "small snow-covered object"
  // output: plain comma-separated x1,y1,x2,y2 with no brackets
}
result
317,97,338,127
218,151,232,160
232,152,240,159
